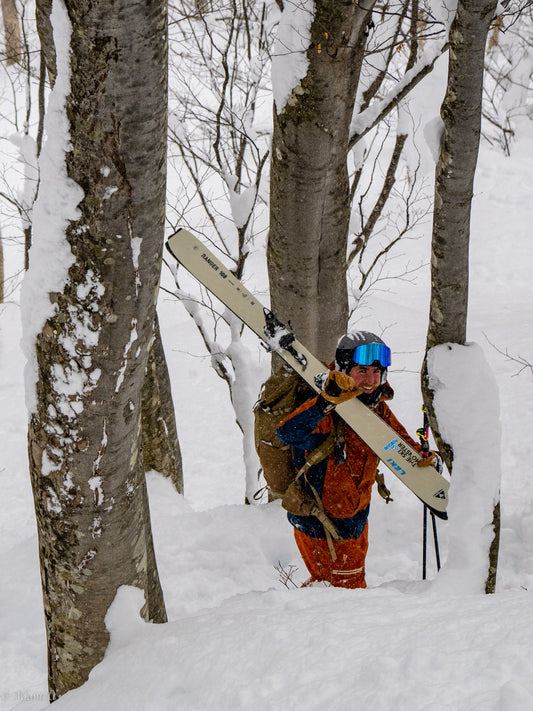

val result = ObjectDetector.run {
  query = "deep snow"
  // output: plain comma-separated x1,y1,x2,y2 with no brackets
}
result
1,127,533,709
1,2,533,705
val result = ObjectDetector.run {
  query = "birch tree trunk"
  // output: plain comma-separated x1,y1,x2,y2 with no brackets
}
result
36,0,183,492
26,0,170,698
268,0,375,363
421,0,499,592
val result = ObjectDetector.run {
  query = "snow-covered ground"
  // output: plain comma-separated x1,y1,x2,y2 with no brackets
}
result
1,121,533,710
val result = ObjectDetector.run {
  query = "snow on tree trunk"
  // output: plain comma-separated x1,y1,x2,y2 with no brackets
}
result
268,0,375,363
21,0,169,699
427,344,501,594
225,311,263,504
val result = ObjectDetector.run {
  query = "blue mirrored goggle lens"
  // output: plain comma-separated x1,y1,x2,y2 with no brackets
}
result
353,343,391,368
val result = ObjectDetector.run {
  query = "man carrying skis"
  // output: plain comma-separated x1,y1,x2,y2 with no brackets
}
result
277,331,439,589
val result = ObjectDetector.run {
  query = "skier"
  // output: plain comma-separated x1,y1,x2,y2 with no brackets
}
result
277,331,440,589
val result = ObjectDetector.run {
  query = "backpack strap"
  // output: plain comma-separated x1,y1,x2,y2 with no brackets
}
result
294,428,336,479
290,416,346,560
294,415,345,479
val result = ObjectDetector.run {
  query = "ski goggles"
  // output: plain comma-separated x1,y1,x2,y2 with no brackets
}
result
353,343,391,368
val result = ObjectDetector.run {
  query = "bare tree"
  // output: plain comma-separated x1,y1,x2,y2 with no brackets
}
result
267,0,450,362
167,0,272,502
482,1,533,155
165,1,450,497
268,0,374,362
26,0,172,698
168,0,271,250
421,0,500,593
0,0,41,283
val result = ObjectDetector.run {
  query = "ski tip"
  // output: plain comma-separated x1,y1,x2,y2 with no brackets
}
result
165,229,188,260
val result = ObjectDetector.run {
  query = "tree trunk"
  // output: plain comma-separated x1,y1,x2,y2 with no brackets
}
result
268,0,375,363
425,1,498,356
423,0,498,464
422,0,499,588
27,0,170,698
141,312,184,492
37,0,183,495
36,0,56,85
485,501,500,594
1,0,21,65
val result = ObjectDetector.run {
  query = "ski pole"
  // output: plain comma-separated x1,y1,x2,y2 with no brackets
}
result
431,508,441,570
422,504,428,580
417,407,441,579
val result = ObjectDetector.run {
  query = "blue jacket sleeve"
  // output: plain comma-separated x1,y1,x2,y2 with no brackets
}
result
276,397,331,451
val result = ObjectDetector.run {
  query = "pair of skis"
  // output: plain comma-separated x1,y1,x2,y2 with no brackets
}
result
165,229,449,519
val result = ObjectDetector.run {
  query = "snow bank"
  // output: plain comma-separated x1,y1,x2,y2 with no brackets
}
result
29,585,533,711
104,586,147,650
427,342,502,593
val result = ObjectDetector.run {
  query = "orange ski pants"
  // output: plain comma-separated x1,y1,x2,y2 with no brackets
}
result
294,524,369,589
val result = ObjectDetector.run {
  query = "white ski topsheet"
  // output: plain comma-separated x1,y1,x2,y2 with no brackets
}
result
166,229,449,518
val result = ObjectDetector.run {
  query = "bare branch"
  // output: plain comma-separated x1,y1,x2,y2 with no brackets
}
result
484,334,533,377
349,41,449,149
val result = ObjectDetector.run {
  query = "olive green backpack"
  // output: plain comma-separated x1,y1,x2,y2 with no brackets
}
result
253,365,315,499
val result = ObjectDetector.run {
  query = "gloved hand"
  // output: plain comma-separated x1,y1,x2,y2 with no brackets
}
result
417,451,443,473
321,371,362,406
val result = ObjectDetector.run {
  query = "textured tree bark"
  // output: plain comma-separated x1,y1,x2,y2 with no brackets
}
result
421,0,499,591
37,0,183,493
425,0,498,353
1,0,21,65
268,0,375,363
36,0,56,84
28,0,170,699
485,501,500,594
141,313,184,492
423,0,498,466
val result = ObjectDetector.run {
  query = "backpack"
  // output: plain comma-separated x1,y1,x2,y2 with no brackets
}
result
253,364,315,499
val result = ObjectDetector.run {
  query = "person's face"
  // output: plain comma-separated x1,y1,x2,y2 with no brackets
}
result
348,364,382,393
